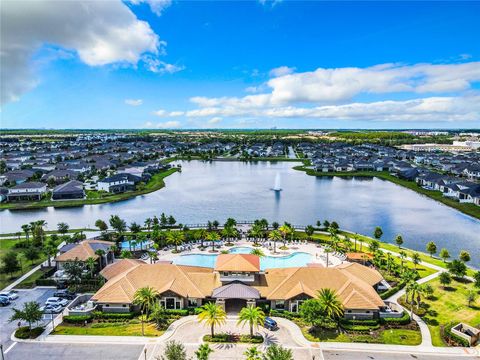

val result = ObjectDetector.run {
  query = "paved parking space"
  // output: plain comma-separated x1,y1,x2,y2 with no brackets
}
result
322,350,476,360
0,287,56,349
5,343,144,360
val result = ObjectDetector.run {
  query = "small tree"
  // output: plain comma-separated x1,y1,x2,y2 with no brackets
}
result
23,246,40,265
473,271,480,289
395,235,403,248
466,290,477,307
244,346,262,360
369,239,380,253
95,219,108,232
412,252,421,269
63,259,84,291
459,250,471,263
57,222,69,234
305,225,314,240
439,272,452,289
194,343,213,360
263,344,293,360
9,301,43,333
1,251,21,277
373,226,383,240
299,298,324,327
448,259,467,279
426,241,437,257
160,341,187,360
439,248,450,263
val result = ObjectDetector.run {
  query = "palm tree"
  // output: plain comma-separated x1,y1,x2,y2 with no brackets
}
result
43,240,57,268
21,224,31,246
238,305,265,337
268,230,282,254
133,286,159,335
244,346,262,360
439,271,452,289
399,250,407,272
95,249,106,268
278,224,291,247
466,290,477,307
207,232,220,252
197,302,226,337
305,225,314,240
250,248,265,257
129,222,142,240
57,222,69,234
405,281,421,317
385,253,394,274
144,218,152,233
249,224,262,246
148,250,158,264
317,288,343,321
324,246,332,267
167,231,185,252
222,226,237,245
85,257,96,278
412,252,421,269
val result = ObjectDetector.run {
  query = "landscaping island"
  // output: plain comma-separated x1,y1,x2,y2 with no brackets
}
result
293,164,480,220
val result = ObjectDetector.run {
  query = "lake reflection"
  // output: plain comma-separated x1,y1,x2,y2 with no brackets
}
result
1,160,479,267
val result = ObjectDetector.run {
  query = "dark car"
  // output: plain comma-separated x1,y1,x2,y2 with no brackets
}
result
0,296,10,307
264,317,278,330
53,290,76,300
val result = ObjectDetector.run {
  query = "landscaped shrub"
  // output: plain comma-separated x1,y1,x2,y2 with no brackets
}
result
91,322,128,328
203,333,263,343
164,309,189,317
380,312,411,326
340,319,379,327
191,307,203,315
340,323,380,332
270,309,301,320
93,311,135,320
63,315,93,324
380,283,405,300
35,279,57,286
15,326,44,339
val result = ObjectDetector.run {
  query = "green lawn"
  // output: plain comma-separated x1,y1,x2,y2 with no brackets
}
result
52,322,164,337
301,325,421,345
400,277,480,347
0,168,178,210
293,166,480,220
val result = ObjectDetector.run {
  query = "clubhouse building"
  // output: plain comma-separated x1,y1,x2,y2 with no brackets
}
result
92,254,385,319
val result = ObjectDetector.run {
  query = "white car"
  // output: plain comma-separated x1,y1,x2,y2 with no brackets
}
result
45,297,69,307
41,304,63,314
0,290,18,300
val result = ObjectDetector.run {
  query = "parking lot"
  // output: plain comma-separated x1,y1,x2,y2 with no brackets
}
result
0,287,56,351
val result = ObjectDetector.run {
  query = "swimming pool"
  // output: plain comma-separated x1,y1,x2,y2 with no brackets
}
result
172,247,312,270
120,240,154,251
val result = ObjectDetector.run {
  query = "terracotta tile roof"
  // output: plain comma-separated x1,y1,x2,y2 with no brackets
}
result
100,259,145,280
335,262,383,286
55,240,114,262
254,266,384,309
346,252,373,261
215,254,260,272
91,263,219,304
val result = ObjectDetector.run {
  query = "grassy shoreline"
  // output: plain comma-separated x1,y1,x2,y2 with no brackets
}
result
293,165,480,220
0,168,179,211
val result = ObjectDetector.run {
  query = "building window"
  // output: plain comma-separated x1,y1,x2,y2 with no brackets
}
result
275,300,285,310
290,300,304,313
188,298,197,307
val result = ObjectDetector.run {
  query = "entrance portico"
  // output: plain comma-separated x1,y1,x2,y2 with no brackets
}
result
212,282,260,313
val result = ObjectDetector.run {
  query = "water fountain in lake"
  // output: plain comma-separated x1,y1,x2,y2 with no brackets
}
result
271,172,282,191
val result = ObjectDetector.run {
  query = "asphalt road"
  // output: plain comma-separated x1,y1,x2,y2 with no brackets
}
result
4,343,145,360
322,350,479,360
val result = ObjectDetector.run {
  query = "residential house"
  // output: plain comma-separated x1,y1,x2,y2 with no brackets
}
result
52,180,85,200
55,240,115,270
7,182,47,201
97,173,142,193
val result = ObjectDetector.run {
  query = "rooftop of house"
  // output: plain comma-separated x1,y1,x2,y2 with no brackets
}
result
55,240,114,262
215,254,261,272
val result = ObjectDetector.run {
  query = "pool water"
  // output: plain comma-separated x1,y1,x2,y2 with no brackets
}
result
120,240,153,251
172,247,312,270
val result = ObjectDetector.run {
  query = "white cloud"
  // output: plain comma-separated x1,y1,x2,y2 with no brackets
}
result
1,0,163,105
143,57,185,74
156,120,181,128
128,0,172,16
208,117,222,125
125,99,143,106
153,109,185,117
269,66,295,77
180,95,480,122
169,111,185,117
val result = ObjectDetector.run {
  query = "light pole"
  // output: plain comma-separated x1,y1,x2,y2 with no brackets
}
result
144,347,147,360
1,344,5,360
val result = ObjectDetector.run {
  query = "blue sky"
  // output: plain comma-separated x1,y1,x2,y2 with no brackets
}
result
1,0,479,129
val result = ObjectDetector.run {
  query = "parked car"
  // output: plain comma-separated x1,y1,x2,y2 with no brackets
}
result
53,290,76,300
0,296,10,307
41,304,63,314
0,290,18,300
264,317,278,330
45,297,69,307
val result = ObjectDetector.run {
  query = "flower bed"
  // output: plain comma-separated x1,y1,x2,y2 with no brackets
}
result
203,333,263,343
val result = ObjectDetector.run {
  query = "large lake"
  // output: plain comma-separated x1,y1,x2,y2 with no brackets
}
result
1,160,479,267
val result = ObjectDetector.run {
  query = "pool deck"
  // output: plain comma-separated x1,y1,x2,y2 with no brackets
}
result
154,240,344,268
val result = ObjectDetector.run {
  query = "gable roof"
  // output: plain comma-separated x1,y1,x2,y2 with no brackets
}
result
53,180,84,194
55,240,114,262
100,259,145,280
215,254,260,272
212,282,261,299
